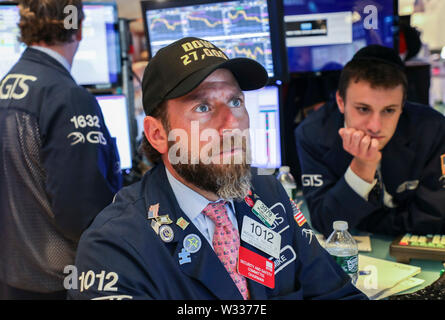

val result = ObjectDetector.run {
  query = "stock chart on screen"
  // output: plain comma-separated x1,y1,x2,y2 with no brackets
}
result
145,0,275,77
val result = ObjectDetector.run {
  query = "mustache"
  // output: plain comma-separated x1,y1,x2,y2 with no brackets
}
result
208,134,250,153
171,157,252,201
166,127,252,165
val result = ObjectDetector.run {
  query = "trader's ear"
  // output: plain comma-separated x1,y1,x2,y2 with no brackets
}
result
336,91,345,114
143,116,168,155
75,20,82,42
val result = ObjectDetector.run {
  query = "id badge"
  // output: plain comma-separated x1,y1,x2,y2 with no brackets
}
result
251,200,276,227
238,246,275,289
241,215,281,259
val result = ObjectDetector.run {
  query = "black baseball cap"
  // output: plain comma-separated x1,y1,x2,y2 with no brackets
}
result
350,45,405,70
142,37,269,116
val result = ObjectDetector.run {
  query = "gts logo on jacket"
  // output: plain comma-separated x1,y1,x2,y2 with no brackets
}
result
0,74,37,100
302,174,323,187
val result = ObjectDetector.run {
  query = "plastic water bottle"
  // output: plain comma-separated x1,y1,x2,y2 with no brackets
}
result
277,166,297,200
325,221,358,284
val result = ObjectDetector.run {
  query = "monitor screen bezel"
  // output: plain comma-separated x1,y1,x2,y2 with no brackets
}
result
140,0,289,84
245,83,285,169
0,1,23,81
0,1,122,88
274,83,285,169
75,1,122,89
0,1,18,7
94,94,133,171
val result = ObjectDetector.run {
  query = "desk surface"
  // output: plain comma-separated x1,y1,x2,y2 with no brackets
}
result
295,194,442,295
361,234,442,293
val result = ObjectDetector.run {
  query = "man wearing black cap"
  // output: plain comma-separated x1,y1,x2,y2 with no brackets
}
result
295,45,445,238
68,37,366,300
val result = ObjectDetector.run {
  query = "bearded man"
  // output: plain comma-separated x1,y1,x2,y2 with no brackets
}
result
68,37,367,300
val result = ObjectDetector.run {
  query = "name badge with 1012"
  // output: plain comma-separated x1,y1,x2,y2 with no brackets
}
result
241,215,281,259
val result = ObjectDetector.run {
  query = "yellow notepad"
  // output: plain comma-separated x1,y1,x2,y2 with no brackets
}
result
377,277,425,300
355,255,421,299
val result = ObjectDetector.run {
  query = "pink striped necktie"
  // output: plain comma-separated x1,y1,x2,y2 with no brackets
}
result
202,200,249,300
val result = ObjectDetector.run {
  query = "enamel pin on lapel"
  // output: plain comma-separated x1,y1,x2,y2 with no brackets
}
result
177,234,202,265
178,248,191,265
244,189,255,208
290,199,307,227
147,203,159,220
176,217,190,230
183,234,202,254
156,215,173,225
146,204,174,241
152,216,174,240
151,214,174,234
159,225,174,243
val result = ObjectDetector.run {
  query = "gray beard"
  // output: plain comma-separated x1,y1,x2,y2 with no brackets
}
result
167,132,253,201
171,161,252,202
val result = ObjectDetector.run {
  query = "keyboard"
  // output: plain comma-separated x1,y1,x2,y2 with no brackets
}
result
389,234,445,264
389,271,445,300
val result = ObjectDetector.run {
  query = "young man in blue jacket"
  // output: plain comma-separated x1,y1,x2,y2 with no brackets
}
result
0,0,122,299
295,45,445,238
68,37,366,300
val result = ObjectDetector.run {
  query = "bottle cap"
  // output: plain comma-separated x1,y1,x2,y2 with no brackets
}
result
280,166,290,173
333,221,348,231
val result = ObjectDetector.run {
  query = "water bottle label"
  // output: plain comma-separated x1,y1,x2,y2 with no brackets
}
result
334,255,358,274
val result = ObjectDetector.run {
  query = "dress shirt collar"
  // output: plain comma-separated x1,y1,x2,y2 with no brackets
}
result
165,166,234,221
30,46,71,72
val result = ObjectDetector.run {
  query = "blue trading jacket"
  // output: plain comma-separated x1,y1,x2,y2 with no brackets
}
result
295,100,445,238
0,48,122,292
68,163,366,300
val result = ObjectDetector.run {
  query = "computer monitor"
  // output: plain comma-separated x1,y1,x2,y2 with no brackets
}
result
95,95,133,171
0,2,121,87
141,0,288,82
72,3,121,87
244,85,282,169
0,2,25,81
284,0,398,74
